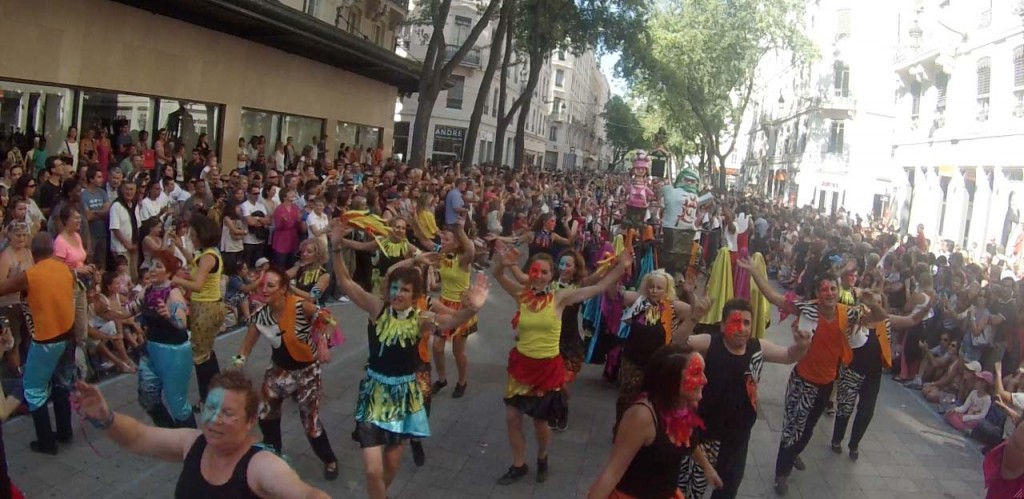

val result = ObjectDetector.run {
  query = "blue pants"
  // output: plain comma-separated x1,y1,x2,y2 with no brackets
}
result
138,341,193,423
24,340,72,411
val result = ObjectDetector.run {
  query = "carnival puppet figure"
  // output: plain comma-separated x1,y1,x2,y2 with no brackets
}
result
624,150,654,228
660,167,701,283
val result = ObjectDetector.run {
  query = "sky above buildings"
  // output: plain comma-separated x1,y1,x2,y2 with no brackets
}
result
601,52,627,96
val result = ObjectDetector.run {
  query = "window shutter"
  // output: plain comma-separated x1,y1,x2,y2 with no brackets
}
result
977,57,992,96
1015,47,1024,88
936,73,949,109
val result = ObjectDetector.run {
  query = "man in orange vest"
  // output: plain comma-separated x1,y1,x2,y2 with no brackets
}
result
0,233,75,455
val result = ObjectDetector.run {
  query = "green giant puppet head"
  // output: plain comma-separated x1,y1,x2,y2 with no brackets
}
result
674,168,700,195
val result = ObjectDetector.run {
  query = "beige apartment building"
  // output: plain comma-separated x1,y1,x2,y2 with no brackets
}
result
0,0,417,168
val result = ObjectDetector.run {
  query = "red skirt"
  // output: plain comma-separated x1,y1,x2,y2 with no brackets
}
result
507,348,566,393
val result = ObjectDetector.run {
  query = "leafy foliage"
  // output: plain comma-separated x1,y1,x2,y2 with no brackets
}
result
602,95,648,171
618,0,813,188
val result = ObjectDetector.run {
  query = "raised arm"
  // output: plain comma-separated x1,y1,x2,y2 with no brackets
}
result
556,254,627,308
492,243,525,298
760,324,812,364
329,226,383,317
453,218,475,266
736,256,788,308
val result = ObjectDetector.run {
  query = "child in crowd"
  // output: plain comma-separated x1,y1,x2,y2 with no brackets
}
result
945,370,994,434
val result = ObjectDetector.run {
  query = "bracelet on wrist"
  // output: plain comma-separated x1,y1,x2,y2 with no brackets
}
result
87,411,115,430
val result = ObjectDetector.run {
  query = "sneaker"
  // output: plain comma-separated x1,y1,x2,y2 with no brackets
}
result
411,440,426,467
452,382,467,399
497,464,528,485
336,296,351,304
793,456,806,471
29,441,57,455
773,475,788,495
536,457,549,483
830,442,842,454
432,379,448,394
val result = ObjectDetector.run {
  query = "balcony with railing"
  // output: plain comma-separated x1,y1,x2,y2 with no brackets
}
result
444,44,482,67
818,93,857,120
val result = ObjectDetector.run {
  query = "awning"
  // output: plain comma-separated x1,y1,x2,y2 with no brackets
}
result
112,0,421,94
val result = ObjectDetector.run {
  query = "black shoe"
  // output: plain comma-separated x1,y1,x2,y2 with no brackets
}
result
849,448,859,461
452,382,467,399
29,441,57,455
497,464,528,485
536,457,548,483
774,475,788,495
830,442,842,454
411,440,426,467
56,432,72,444
324,461,339,481
432,380,448,394
793,456,806,471
554,409,569,432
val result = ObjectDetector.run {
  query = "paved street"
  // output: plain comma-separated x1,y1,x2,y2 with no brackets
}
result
6,284,987,499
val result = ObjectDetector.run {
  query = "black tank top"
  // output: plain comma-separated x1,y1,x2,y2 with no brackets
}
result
700,334,762,442
174,435,262,499
623,319,667,367
616,402,691,498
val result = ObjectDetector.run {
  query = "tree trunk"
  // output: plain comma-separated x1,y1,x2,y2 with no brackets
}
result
512,49,543,170
462,0,512,166
492,21,515,167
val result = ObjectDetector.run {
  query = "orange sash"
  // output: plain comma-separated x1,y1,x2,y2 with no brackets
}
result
280,295,314,363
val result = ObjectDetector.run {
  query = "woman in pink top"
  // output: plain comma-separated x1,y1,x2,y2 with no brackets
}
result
271,188,302,269
96,129,113,175
54,205,97,345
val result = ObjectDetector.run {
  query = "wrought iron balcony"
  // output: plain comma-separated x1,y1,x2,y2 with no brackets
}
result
444,44,481,67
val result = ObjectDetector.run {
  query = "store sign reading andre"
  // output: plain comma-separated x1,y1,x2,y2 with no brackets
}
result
435,126,465,140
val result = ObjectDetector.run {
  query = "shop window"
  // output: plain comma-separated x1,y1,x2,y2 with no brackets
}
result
433,125,465,161
0,81,76,159
157,100,220,157
447,76,465,109
239,109,281,153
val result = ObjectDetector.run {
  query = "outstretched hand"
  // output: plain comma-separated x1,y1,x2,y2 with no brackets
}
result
735,257,755,272
463,273,491,310
72,380,111,422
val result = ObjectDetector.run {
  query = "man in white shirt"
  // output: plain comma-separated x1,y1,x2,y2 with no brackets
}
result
241,185,270,266
109,182,140,281
162,176,191,203
139,180,169,222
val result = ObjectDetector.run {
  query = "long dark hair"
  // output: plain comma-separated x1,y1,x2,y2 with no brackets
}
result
642,343,697,417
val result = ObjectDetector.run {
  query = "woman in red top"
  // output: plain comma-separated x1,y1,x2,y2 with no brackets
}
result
271,188,302,269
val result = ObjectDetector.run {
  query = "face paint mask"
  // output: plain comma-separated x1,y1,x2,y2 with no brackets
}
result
724,311,745,339
819,282,837,301
558,259,571,272
529,261,544,281
202,388,226,425
389,280,402,300
682,355,706,392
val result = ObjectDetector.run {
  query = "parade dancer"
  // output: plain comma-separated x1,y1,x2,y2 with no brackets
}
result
330,224,487,499
123,251,197,428
429,219,476,399
171,214,225,402
0,233,75,455
234,266,340,480
288,238,331,306
589,344,712,499
492,244,626,485
742,259,886,494
677,298,811,499
339,217,419,294
488,213,575,260
615,270,694,423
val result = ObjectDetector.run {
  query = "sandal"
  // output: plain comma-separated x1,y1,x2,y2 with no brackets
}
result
324,461,338,481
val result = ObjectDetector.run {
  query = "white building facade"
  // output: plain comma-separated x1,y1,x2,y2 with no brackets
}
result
543,49,612,171
734,0,900,217
395,1,551,167
891,0,1024,253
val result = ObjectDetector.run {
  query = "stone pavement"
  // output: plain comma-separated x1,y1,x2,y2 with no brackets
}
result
5,286,986,498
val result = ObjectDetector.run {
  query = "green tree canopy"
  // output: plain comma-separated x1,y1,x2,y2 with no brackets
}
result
602,95,648,171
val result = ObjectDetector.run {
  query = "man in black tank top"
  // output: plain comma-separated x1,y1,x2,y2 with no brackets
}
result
71,371,329,498
676,299,811,499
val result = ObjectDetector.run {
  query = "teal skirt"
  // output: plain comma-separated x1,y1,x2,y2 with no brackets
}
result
353,369,430,444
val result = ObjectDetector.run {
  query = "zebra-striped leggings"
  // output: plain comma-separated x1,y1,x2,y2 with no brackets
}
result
832,365,881,450
775,370,833,477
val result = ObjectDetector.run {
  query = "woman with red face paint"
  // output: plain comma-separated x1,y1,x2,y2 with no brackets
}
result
739,258,886,495
588,344,713,499
492,244,627,485
615,270,696,424
486,213,575,260
677,298,812,499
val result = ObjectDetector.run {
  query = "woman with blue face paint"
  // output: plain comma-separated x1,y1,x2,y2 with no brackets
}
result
72,371,331,498
120,250,197,429
330,222,489,499
234,266,340,481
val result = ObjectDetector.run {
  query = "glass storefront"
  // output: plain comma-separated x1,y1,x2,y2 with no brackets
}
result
0,79,223,168
336,121,383,152
0,81,75,157
241,107,323,154
432,125,465,163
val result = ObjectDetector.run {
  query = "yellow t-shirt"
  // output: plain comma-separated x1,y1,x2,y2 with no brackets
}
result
191,248,223,302
516,299,561,359
418,210,439,241
439,253,470,302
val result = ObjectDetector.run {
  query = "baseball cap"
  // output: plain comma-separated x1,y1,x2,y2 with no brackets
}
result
255,257,270,268
975,371,994,384
963,360,982,373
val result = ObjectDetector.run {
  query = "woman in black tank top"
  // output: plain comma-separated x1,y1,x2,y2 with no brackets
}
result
72,371,330,499
589,344,714,499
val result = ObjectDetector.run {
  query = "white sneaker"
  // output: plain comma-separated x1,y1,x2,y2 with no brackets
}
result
337,296,351,303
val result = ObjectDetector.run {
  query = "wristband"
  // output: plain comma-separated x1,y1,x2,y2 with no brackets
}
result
87,411,115,430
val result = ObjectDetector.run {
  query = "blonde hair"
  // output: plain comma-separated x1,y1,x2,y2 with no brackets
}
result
299,238,328,266
638,270,677,302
